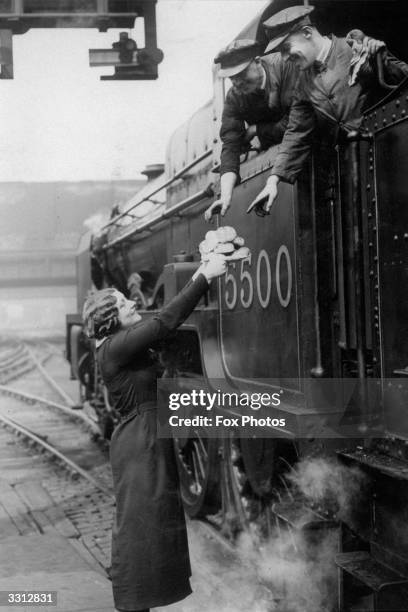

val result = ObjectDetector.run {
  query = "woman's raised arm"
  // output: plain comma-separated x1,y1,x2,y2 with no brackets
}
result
107,255,227,366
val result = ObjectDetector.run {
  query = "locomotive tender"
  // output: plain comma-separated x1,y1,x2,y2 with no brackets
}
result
66,1,408,609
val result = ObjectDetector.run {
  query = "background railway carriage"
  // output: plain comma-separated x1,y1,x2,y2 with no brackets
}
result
66,1,408,609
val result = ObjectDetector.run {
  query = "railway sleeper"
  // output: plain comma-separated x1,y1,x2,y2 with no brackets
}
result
0,364,35,385
0,346,28,368
0,348,53,385
0,356,30,372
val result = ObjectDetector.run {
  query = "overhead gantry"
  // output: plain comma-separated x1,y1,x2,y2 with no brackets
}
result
0,0,162,79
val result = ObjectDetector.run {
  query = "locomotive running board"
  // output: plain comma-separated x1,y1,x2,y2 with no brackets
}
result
338,448,408,481
272,500,337,531
335,551,408,592
335,551,408,610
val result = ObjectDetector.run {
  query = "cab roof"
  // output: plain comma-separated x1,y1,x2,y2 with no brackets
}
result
232,0,407,60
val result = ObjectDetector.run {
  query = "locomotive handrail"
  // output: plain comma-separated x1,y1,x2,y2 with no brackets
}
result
103,184,214,250
101,149,213,232
364,75,408,116
376,52,398,92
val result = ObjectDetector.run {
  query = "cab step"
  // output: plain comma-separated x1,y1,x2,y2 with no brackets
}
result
335,551,408,592
335,551,408,611
272,500,337,531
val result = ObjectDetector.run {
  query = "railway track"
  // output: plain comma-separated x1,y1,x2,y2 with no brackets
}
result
0,341,42,384
0,339,114,570
0,340,104,463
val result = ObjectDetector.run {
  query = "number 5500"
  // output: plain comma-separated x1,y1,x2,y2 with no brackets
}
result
223,247,292,311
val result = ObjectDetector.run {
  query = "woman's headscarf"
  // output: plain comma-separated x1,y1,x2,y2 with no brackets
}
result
82,288,121,340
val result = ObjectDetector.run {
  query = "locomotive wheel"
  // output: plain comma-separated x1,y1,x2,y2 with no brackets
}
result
239,437,277,497
174,429,221,518
216,432,251,538
77,351,94,393
215,434,299,539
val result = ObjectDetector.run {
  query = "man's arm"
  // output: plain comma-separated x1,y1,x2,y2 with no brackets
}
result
380,49,408,84
271,96,316,184
219,93,247,179
347,32,408,87
256,114,289,148
204,171,238,221
255,53,297,149
248,93,316,215
205,92,244,221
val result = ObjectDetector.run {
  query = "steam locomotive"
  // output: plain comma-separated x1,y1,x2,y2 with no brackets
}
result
66,1,408,609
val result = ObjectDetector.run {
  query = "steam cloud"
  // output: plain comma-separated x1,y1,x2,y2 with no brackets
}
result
208,456,367,612
234,527,338,612
83,212,109,233
287,456,367,526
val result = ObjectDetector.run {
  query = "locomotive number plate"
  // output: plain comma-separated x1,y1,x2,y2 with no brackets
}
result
223,246,292,311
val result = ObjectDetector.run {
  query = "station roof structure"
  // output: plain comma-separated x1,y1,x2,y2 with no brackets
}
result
0,0,156,33
0,0,161,79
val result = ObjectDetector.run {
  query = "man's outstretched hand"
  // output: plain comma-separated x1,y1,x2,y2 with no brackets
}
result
204,197,231,222
247,175,280,216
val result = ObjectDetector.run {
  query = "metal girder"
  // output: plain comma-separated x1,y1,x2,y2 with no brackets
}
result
89,44,163,80
0,29,13,78
0,0,157,33
0,1,161,79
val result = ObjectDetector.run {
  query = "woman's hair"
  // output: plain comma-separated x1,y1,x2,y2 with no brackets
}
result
82,288,121,340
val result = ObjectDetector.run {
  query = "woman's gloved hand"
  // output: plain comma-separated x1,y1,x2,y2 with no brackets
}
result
199,227,250,262
194,253,228,282
193,226,251,282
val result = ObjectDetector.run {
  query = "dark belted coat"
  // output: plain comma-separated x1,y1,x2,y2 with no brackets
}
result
272,36,408,183
97,274,209,611
220,53,298,181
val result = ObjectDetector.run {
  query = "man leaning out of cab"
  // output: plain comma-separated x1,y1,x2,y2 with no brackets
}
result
248,5,408,217
205,38,298,221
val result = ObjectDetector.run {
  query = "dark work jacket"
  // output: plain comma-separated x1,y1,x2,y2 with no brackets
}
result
220,53,298,181
98,274,208,416
272,36,408,184
98,274,209,610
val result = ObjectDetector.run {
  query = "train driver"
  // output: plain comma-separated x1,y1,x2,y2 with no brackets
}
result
204,38,298,221
82,254,227,612
248,5,408,216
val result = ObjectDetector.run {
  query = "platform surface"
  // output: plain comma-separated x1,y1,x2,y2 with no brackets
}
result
0,533,113,612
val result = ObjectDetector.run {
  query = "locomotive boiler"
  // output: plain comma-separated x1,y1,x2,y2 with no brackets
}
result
66,1,408,609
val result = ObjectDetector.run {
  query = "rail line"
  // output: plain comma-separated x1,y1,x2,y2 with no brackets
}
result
0,410,112,497
0,339,115,570
0,341,44,384
23,342,76,406
0,383,101,440
0,339,99,434
0,340,111,479
0,341,110,487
